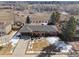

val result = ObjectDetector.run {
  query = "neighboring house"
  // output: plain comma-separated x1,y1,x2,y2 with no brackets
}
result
25,11,69,25
0,6,14,36
0,6,13,23
59,11,70,22
29,12,50,25
0,22,12,36
14,10,25,23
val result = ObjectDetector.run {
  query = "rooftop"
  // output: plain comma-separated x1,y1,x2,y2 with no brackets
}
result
29,12,51,21
19,24,58,33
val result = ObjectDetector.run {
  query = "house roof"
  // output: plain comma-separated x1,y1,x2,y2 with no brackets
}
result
19,24,58,33
29,12,51,21
0,6,12,9
0,8,13,22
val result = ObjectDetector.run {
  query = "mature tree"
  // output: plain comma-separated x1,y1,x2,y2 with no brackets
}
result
55,12,60,23
61,16,77,41
48,11,60,25
25,16,31,24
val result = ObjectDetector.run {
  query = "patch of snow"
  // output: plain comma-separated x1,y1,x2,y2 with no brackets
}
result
55,41,73,53
55,41,66,47
42,23,47,25
61,49,69,53
10,36,19,46
60,11,68,15
46,37,60,45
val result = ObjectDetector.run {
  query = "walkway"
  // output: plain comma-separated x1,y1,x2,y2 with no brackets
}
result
12,39,29,57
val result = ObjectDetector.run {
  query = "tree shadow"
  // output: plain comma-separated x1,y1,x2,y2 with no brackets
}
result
17,34,31,40
37,45,59,57
0,46,3,50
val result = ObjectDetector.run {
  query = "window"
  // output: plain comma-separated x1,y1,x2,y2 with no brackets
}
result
39,21,41,23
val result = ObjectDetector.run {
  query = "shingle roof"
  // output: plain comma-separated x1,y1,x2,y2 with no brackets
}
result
30,12,51,21
19,24,58,33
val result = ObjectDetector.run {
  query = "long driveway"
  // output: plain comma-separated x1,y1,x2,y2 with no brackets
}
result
12,39,29,57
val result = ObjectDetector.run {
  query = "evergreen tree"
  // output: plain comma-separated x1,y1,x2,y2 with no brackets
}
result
26,16,31,24
55,12,60,23
62,16,77,41
48,11,60,25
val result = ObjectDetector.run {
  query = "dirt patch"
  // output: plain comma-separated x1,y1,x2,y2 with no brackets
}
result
70,42,79,51
0,43,13,55
25,38,49,55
